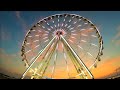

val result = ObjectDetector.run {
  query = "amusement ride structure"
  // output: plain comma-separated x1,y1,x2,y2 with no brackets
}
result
21,14,103,79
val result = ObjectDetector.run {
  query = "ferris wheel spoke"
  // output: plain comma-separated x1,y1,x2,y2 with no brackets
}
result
36,43,55,77
68,39,88,54
40,40,58,78
63,47,70,78
60,35,94,79
51,44,58,78
21,36,56,79
62,37,85,78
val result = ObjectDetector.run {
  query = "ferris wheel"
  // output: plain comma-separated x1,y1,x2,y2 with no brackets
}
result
21,13,103,79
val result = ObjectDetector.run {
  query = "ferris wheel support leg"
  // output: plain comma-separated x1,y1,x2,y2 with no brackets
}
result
36,41,57,78
40,41,58,78
21,36,56,79
60,35,94,79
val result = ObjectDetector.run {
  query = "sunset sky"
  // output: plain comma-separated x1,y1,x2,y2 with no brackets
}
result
0,11,120,79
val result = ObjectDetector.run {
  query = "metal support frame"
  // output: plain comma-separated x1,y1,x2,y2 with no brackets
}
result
21,36,56,79
37,40,58,79
60,35,94,79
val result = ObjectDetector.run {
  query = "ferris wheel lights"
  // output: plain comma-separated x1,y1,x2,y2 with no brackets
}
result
50,26,53,29
77,45,83,50
91,43,98,47
47,23,49,25
77,25,82,27
25,50,32,54
84,22,88,24
44,39,49,42
35,35,39,37
35,45,40,49
67,25,71,28
38,24,40,26
42,26,45,29
79,19,82,21
81,29,86,31
69,39,73,43
63,18,66,22
47,28,51,31
43,37,48,40
33,40,39,42
72,15,75,18
74,21,77,24
87,52,93,57
32,30,36,31
26,43,30,45
35,68,37,71
43,34,48,36
71,30,76,32
81,40,87,42
71,36,76,39
69,19,71,22
29,69,33,73
28,36,32,38
71,33,77,36
81,34,88,37
91,35,97,37
89,28,93,30
65,24,68,27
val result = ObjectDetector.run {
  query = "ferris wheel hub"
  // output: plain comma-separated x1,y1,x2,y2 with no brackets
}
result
54,29,66,40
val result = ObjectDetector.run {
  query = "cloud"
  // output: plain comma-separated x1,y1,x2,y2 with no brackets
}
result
0,48,25,77
15,11,21,18
0,25,11,41
112,25,120,46
15,11,28,34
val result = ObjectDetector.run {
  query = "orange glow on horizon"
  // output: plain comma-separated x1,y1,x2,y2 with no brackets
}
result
92,56,120,78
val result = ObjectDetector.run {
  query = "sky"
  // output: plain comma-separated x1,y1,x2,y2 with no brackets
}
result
0,11,120,79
